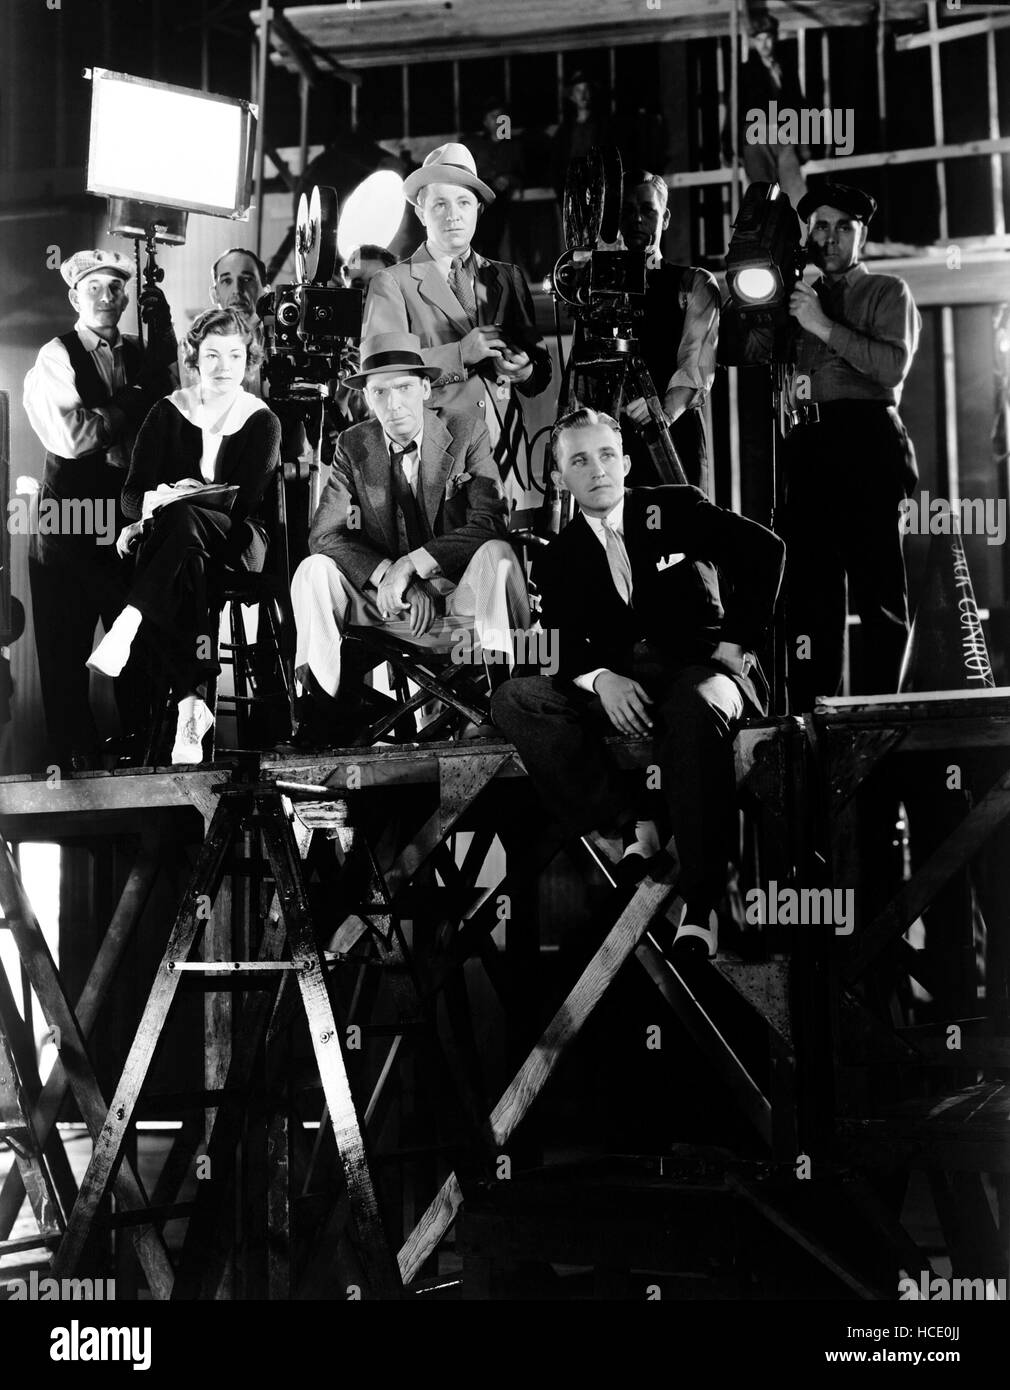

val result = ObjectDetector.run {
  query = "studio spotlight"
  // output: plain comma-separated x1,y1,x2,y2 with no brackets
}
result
725,182,802,312
336,170,406,262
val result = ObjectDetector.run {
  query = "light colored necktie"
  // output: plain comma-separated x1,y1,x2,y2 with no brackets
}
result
603,521,633,605
449,256,477,322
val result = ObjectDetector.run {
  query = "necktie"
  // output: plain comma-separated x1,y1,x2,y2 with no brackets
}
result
449,256,477,323
603,521,633,606
389,441,426,551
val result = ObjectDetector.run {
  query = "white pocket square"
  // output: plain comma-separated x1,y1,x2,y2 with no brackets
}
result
656,552,686,572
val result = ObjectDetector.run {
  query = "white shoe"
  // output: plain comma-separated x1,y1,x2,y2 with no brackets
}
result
171,699,214,764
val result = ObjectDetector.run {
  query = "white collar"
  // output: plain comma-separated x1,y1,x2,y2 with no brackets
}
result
384,423,424,457
75,320,122,352
424,242,475,279
583,495,625,535
167,384,267,435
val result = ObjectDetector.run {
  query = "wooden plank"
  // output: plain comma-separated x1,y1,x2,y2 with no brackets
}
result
271,0,930,68
895,13,1010,48
844,768,1010,981
260,799,403,1299
397,867,683,1283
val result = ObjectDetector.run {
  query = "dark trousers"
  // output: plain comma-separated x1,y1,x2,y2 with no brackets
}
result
491,658,746,914
781,402,917,712
29,549,138,760
129,502,255,700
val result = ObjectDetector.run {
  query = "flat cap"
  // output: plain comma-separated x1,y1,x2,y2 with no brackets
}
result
797,182,877,225
60,249,133,290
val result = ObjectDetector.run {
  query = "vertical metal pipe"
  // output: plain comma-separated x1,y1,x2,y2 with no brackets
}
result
941,306,959,499
556,52,564,125
820,30,832,157
503,56,511,105
928,0,948,241
452,60,461,134
716,38,730,255
201,0,209,91
608,47,616,117
252,2,271,256
402,63,410,140
876,0,888,222
351,80,359,133
299,73,310,177
729,0,739,220
987,29,1005,238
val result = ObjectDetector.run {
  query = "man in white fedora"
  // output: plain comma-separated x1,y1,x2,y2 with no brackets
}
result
362,142,551,489
289,330,531,742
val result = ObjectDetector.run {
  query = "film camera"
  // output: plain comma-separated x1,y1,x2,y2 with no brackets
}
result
551,145,648,360
550,145,686,484
259,184,363,400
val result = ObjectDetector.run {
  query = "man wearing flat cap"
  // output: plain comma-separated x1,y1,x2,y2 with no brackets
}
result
362,142,551,500
783,182,921,710
289,331,531,741
23,249,178,768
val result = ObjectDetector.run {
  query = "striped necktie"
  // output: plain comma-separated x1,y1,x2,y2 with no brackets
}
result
449,256,477,323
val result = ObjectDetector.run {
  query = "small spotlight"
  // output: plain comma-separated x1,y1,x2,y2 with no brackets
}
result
725,182,801,313
732,265,780,305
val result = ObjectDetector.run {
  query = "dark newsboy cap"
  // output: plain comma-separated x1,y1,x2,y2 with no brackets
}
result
797,182,878,225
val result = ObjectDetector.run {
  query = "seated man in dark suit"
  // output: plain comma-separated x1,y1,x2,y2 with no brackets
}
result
491,407,785,953
291,331,530,738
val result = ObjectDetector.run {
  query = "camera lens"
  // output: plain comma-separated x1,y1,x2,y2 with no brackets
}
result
277,301,299,326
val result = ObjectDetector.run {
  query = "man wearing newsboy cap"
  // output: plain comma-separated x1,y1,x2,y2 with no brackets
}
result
23,249,178,769
783,182,921,711
362,142,551,490
289,330,531,743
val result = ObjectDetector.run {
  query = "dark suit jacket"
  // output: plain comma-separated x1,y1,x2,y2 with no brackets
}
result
535,486,785,714
362,244,552,421
309,407,507,592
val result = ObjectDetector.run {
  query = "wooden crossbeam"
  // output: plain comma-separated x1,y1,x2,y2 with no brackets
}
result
0,845,175,1298
397,868,684,1284
0,842,160,1238
895,13,1010,49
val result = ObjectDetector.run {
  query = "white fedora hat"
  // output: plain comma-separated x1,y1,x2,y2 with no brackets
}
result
402,142,496,207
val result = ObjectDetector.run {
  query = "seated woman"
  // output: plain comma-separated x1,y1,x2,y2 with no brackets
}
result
87,307,281,763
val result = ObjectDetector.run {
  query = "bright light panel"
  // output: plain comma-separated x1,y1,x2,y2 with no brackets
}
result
734,266,778,303
87,70,254,218
337,171,406,261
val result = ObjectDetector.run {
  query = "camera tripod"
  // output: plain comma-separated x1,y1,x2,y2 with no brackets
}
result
560,321,688,488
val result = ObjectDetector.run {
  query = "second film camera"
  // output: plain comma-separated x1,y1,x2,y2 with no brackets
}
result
259,184,363,400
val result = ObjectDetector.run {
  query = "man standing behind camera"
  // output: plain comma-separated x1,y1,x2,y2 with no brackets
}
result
783,182,920,711
617,170,720,491
362,143,551,492
23,249,177,769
